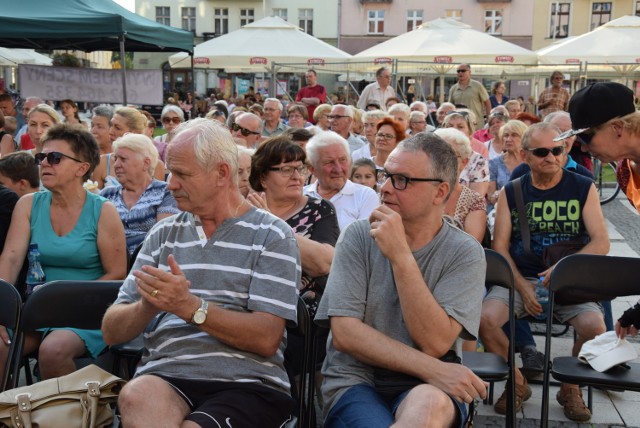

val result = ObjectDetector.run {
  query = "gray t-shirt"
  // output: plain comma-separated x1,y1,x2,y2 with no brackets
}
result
315,219,486,414
115,207,300,394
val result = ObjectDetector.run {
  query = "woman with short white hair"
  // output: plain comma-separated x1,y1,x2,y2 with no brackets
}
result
100,133,179,253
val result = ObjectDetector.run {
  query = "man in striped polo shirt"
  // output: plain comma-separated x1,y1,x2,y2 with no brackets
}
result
102,118,301,428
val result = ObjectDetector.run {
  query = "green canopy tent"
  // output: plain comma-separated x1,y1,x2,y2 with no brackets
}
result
0,0,193,103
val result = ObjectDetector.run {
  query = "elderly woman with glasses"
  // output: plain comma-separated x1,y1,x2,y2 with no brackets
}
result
93,107,166,189
371,117,405,171
99,133,179,254
0,123,126,381
487,120,528,207
443,110,490,198
247,135,339,383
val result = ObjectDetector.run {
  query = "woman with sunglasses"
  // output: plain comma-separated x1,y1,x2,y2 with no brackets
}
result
487,120,528,208
443,111,490,198
248,135,339,391
484,112,509,160
154,105,185,161
93,107,165,189
0,123,126,381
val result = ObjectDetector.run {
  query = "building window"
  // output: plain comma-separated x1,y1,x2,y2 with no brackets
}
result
636,1,640,16
299,9,313,35
273,8,288,21
406,10,423,32
181,7,195,33
368,10,385,34
214,8,228,35
240,9,254,27
445,9,462,21
549,2,570,38
591,2,612,30
484,10,502,35
156,7,170,26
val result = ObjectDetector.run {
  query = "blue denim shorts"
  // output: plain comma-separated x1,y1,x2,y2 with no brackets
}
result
325,383,467,428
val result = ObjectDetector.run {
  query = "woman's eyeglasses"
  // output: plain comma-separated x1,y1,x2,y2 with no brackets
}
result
269,165,308,177
525,146,565,158
232,123,261,136
34,151,84,165
381,170,443,191
161,117,182,125
375,132,396,140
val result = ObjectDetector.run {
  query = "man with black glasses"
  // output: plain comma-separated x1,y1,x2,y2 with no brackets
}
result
448,64,491,128
316,132,487,428
232,112,263,148
480,122,609,422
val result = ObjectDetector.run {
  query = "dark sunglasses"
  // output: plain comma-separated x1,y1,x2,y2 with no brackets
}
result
34,151,84,165
161,117,182,125
525,145,565,158
576,130,595,145
232,123,261,136
456,69,469,73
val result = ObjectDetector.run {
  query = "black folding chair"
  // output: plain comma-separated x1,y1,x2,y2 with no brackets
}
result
0,279,22,391
16,280,123,383
540,254,640,428
463,249,516,427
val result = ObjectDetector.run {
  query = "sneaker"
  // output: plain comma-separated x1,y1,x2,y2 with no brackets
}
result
494,377,531,414
520,348,545,378
557,386,591,422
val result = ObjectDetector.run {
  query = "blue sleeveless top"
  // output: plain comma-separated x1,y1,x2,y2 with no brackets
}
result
30,190,106,281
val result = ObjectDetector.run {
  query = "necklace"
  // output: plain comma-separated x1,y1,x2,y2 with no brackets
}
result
233,199,246,217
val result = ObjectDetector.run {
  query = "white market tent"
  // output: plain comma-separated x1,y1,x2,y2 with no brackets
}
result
169,16,352,74
351,18,539,102
537,15,640,81
0,48,52,66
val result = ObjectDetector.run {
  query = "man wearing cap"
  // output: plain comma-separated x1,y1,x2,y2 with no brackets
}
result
559,82,640,213
480,122,610,422
537,70,570,119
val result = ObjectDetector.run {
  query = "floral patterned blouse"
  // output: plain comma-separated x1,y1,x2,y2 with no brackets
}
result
459,152,490,187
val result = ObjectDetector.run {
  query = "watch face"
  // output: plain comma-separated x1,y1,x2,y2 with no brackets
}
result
193,310,206,325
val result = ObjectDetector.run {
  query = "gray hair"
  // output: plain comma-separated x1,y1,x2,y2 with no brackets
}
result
236,112,264,133
409,111,426,122
264,97,283,112
92,105,113,121
436,102,455,115
363,109,389,122
434,127,472,160
112,133,159,175
306,131,350,167
237,145,256,157
543,111,570,124
161,104,185,121
521,122,560,150
172,118,239,184
332,104,353,118
388,103,410,118
396,132,458,197
410,101,428,112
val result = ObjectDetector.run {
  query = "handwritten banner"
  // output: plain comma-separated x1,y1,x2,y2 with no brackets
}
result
19,65,163,105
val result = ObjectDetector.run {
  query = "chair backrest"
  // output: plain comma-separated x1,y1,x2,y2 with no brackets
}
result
484,249,514,291
0,280,22,392
21,280,123,331
550,254,639,300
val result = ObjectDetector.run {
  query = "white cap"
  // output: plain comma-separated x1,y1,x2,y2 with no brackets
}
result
578,331,638,372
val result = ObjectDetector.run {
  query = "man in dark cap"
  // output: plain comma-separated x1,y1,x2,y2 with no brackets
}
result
557,82,640,212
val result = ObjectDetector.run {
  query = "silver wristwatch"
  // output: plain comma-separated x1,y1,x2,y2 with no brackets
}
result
190,298,209,325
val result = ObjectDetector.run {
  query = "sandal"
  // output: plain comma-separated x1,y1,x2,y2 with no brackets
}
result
557,386,591,422
494,377,531,414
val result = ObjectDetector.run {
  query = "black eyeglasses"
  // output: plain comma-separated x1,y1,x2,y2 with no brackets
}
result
269,165,308,177
456,69,469,73
375,132,396,140
381,170,443,190
327,115,350,120
34,151,85,166
576,130,595,145
232,123,261,136
525,145,565,158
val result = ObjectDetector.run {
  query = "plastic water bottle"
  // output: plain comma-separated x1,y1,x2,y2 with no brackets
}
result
533,276,549,320
26,243,46,295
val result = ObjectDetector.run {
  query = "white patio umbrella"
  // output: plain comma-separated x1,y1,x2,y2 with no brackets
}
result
169,16,351,73
0,48,52,66
351,17,538,102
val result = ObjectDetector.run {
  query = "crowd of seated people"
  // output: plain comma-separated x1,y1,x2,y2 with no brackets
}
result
0,71,627,426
